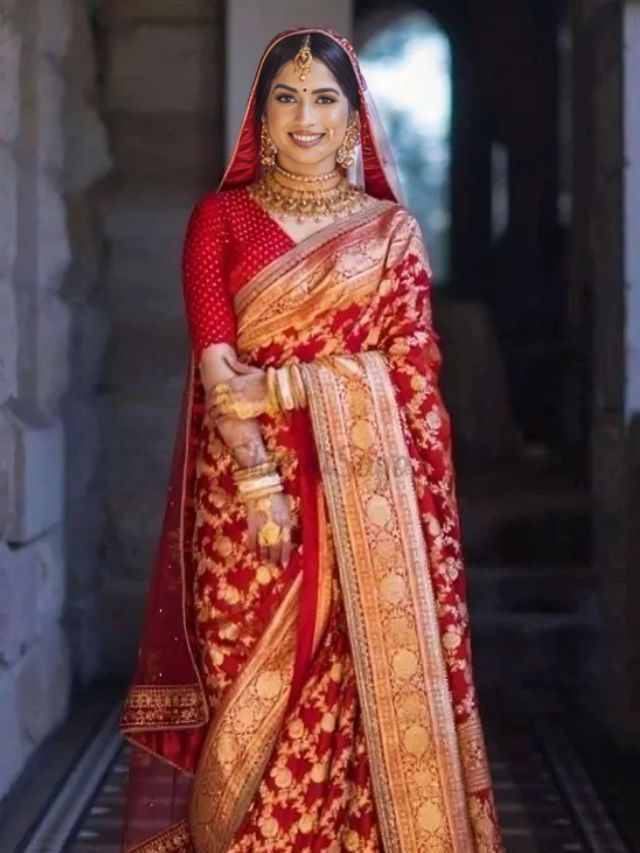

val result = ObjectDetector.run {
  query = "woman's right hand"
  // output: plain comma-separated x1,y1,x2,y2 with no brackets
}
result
246,491,297,569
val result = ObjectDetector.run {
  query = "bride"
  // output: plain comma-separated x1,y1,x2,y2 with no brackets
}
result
120,26,503,853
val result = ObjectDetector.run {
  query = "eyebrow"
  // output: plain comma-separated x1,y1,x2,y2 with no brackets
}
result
272,83,341,96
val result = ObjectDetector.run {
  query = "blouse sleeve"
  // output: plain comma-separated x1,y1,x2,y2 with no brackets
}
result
181,193,237,359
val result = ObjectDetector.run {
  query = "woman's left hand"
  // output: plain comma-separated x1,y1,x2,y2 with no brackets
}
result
207,366,270,420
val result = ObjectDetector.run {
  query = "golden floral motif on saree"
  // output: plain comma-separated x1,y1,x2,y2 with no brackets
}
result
299,352,475,852
121,684,208,730
130,820,193,852
189,574,301,853
227,203,502,852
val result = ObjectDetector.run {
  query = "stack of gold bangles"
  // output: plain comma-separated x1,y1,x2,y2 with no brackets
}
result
208,363,307,421
265,363,307,412
232,457,290,547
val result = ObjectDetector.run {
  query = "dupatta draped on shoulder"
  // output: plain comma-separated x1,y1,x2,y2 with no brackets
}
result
120,27,503,853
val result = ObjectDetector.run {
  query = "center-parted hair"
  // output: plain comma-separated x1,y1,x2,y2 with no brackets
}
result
254,32,361,130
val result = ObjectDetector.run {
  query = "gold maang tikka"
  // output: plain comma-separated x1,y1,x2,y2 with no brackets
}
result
294,34,312,81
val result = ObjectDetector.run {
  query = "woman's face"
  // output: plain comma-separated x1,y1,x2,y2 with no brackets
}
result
264,57,352,175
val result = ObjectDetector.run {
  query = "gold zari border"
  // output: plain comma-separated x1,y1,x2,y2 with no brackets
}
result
130,820,192,852
121,684,207,730
299,352,475,852
188,574,301,852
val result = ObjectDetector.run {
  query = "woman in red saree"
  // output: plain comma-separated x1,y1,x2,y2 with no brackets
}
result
120,27,503,853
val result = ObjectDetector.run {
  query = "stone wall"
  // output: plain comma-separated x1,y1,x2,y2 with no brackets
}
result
0,0,110,800
97,0,224,672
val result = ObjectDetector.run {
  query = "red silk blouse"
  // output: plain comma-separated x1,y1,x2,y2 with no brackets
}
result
182,188,295,359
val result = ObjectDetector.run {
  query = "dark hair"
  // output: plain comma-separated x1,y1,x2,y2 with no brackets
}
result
254,33,360,129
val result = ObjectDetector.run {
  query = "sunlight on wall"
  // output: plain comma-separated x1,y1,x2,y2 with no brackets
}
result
360,11,451,283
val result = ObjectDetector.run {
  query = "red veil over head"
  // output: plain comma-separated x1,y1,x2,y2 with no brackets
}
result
120,26,406,853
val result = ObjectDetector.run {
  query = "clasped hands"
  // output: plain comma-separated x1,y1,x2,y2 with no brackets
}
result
207,361,306,421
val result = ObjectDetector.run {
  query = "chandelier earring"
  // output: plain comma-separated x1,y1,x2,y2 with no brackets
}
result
260,116,278,168
336,114,360,169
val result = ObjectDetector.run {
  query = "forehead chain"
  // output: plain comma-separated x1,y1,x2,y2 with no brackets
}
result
293,34,312,81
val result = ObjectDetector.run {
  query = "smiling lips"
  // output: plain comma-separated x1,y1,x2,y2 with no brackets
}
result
289,132,325,148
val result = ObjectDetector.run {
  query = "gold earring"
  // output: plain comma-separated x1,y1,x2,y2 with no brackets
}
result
260,116,277,168
336,114,360,169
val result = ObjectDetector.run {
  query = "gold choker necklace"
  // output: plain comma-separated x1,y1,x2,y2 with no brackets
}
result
248,171,365,222
274,163,339,184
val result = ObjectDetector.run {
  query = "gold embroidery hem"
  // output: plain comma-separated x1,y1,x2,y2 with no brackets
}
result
121,684,208,730
188,573,301,853
130,820,192,852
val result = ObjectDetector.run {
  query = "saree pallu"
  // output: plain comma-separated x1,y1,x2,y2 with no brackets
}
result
120,199,503,852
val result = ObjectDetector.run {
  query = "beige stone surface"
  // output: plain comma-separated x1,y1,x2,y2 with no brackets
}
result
0,411,15,538
0,543,37,665
13,622,71,745
0,667,29,800
0,18,20,143
6,413,65,545
36,0,72,58
101,0,218,25
106,25,219,114
0,146,17,278
0,278,17,405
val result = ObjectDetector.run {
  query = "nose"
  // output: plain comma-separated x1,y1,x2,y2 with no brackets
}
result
295,97,316,127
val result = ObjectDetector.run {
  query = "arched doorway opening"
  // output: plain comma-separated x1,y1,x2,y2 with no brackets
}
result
359,10,452,284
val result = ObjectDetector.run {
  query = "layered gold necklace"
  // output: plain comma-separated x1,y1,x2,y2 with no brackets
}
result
248,166,366,223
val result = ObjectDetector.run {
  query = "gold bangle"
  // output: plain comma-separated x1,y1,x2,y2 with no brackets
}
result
276,366,296,411
236,473,282,495
242,484,284,504
233,460,277,482
288,363,307,409
265,367,281,414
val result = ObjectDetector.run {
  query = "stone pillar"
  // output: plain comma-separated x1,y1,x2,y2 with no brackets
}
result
571,0,640,744
0,0,109,800
98,0,225,672
60,0,112,684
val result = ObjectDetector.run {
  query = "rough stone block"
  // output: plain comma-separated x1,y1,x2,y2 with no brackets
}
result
64,592,105,684
0,277,17,404
66,487,105,596
13,622,71,746
36,57,65,171
106,25,219,114
0,145,17,277
67,303,110,393
6,411,65,544
0,18,20,143
61,397,101,502
36,175,71,292
102,0,219,25
35,294,71,412
0,409,15,538
0,668,28,801
107,112,217,183
63,101,112,193
0,543,38,664
106,241,184,329
28,525,66,636
36,0,72,58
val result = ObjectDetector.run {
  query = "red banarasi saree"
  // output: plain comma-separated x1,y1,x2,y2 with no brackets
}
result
119,187,503,852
